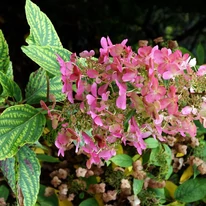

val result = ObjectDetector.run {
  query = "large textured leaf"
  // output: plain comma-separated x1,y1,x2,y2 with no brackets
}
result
0,30,10,73
175,178,206,203
0,157,16,193
17,145,41,206
0,70,22,102
25,68,65,104
21,45,71,76
0,104,46,160
25,0,62,47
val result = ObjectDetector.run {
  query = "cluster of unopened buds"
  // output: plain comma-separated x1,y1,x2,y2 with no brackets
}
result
48,36,206,169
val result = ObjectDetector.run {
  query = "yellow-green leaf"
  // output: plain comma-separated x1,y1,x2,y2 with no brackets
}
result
0,157,16,193
17,145,41,206
165,181,177,199
21,45,71,76
25,68,65,104
0,104,46,160
0,30,10,73
25,0,62,47
0,70,22,102
179,165,193,184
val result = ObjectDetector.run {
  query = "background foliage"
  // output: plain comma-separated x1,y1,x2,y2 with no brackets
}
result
0,0,206,92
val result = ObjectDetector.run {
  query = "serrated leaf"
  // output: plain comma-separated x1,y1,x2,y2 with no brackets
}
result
110,154,133,167
174,178,206,203
133,178,144,196
79,198,99,206
196,43,205,64
25,68,65,104
25,0,62,47
21,45,71,76
0,157,16,193
0,70,22,102
0,30,10,73
0,104,46,160
17,145,41,206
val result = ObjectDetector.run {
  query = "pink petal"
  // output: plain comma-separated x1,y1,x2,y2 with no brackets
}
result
181,106,192,115
91,82,97,97
86,94,96,105
101,37,108,49
122,71,136,82
116,94,126,110
98,84,109,96
94,116,103,126
87,69,99,78
197,65,206,76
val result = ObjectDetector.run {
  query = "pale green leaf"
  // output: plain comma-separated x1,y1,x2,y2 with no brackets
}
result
17,145,41,206
110,154,133,167
0,104,46,160
133,179,143,196
0,30,10,73
25,0,62,47
145,137,159,148
21,45,71,76
25,68,65,104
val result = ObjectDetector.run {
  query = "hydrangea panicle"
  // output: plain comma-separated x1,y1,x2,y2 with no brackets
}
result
56,36,206,168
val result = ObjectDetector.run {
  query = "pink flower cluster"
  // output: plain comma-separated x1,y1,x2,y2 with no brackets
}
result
55,36,206,168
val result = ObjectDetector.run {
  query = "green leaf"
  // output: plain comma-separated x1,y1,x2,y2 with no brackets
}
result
0,104,46,160
0,184,10,201
196,43,205,65
133,178,144,196
0,70,22,102
175,178,206,203
110,154,133,167
124,109,136,132
0,30,10,73
6,61,14,80
17,145,41,206
148,188,166,204
178,47,194,58
36,154,60,163
36,185,59,206
194,120,206,136
145,138,159,148
25,68,65,104
79,198,99,206
0,157,16,193
21,45,71,76
25,0,62,47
